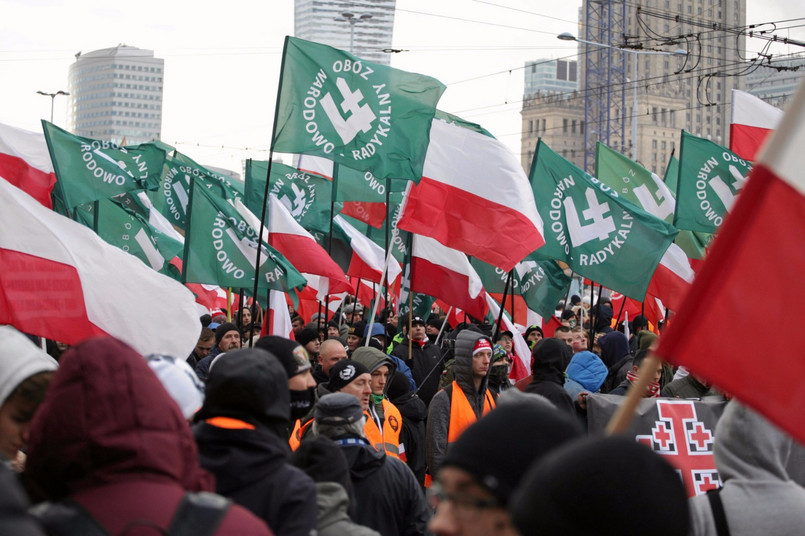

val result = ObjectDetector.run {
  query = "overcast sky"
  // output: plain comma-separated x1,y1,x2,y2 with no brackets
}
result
2,0,803,174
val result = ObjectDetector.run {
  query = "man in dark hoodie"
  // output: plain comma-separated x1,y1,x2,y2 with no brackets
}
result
426,330,496,475
194,347,316,536
313,392,430,536
387,371,427,487
598,330,633,393
525,338,576,417
352,346,402,459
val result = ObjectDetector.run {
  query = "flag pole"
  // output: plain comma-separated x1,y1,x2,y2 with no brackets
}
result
494,270,513,340
384,177,391,307
226,288,232,322
605,353,661,435
614,296,627,331
588,281,596,350
434,306,453,347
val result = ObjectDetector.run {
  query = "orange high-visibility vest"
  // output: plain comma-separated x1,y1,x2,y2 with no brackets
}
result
364,398,402,459
447,380,495,443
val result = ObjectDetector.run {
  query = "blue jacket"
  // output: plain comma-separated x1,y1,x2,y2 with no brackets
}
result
564,351,608,400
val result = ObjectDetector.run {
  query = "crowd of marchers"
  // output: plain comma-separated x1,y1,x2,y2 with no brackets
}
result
1,294,804,536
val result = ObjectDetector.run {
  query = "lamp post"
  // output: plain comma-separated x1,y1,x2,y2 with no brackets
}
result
557,32,687,163
335,12,373,54
36,90,70,123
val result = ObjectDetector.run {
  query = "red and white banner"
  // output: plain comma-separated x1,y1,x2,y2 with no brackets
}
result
267,289,294,339
398,118,545,271
730,89,783,162
0,176,200,358
333,214,402,286
646,243,695,313
659,79,805,446
411,235,488,320
268,195,354,298
0,122,56,208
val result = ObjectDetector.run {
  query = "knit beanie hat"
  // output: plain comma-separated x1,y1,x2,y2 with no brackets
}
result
215,322,239,346
314,392,364,425
386,371,412,400
472,338,492,356
255,335,311,378
510,436,689,536
440,399,583,506
326,359,370,393
0,326,58,406
145,353,204,419
296,328,319,348
290,435,354,497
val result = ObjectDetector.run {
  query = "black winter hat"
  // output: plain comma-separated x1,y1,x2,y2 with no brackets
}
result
386,371,411,401
326,359,370,393
510,436,689,536
255,335,311,378
290,436,354,497
296,327,319,347
314,392,364,425
440,400,583,506
215,322,240,345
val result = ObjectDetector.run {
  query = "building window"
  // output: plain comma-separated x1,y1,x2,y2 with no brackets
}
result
563,119,568,133
571,119,577,134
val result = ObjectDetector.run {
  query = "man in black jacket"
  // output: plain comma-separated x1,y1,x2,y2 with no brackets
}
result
391,315,443,406
194,347,316,536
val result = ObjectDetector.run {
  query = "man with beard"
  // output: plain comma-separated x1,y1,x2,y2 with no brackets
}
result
256,336,317,424
194,322,242,381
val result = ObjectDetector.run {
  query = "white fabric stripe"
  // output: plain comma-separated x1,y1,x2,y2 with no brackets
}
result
731,89,783,129
0,122,54,173
412,235,483,299
334,214,402,282
756,80,805,195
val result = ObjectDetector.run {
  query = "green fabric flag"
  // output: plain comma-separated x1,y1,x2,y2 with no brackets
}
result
272,36,445,182
595,143,709,259
529,140,678,301
674,131,752,234
182,180,307,293
664,155,680,196
150,151,244,231
42,120,165,209
73,197,183,280
471,255,571,319
244,160,336,234
364,188,408,263
335,165,387,203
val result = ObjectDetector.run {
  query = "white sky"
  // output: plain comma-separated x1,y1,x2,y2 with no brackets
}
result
2,0,803,175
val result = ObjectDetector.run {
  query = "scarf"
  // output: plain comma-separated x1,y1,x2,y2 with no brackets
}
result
626,370,661,398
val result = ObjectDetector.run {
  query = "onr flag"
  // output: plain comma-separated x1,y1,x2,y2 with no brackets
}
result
272,36,445,182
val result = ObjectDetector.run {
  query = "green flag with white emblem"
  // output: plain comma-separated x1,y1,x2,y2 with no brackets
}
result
529,140,678,301
244,160,336,234
673,131,752,234
42,120,165,209
182,181,307,293
272,36,446,182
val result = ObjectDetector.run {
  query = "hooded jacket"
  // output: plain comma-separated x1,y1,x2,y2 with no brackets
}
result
194,348,316,536
598,331,632,393
352,347,402,458
525,338,575,416
689,402,805,536
314,482,380,536
426,330,495,473
387,371,428,486
390,332,443,406
564,350,608,400
23,337,269,536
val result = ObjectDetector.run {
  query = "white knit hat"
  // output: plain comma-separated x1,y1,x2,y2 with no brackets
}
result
0,326,58,406
145,353,205,419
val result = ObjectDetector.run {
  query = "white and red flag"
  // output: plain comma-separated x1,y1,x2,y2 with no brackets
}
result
659,79,805,445
266,289,295,339
397,116,545,271
646,243,695,313
0,175,199,358
730,89,783,162
333,214,402,286
0,122,56,208
411,235,488,321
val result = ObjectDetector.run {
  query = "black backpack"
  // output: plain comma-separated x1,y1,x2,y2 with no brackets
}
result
31,492,231,536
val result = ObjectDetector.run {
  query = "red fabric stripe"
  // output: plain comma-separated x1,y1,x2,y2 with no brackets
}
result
729,123,772,162
0,248,105,343
347,252,383,284
646,263,690,313
341,201,387,228
0,153,55,209
658,164,805,444
270,232,354,295
488,293,529,326
399,177,545,272
411,257,487,320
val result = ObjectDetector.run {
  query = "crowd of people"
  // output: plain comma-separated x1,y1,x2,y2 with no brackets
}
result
1,294,803,535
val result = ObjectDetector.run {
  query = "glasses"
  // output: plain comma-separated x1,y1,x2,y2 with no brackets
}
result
427,482,501,520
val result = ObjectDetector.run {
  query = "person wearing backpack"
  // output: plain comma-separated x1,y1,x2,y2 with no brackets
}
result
24,337,270,536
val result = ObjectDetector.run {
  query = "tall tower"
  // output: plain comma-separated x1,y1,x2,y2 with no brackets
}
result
67,45,164,145
294,0,396,64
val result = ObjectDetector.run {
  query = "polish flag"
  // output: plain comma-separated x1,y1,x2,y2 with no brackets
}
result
411,235,488,320
0,122,56,208
267,195,354,298
658,78,805,445
485,292,530,381
266,289,294,339
0,175,200,358
398,118,545,271
730,89,783,162
646,243,695,313
334,214,402,286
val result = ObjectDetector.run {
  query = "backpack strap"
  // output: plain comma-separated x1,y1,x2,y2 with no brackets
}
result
30,499,110,536
706,488,730,536
167,492,231,536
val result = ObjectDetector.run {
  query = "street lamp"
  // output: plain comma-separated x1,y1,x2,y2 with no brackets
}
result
557,32,687,163
36,90,70,123
335,12,373,54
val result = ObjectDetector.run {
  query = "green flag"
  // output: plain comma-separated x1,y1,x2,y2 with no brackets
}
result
272,36,445,182
182,180,307,293
471,255,571,319
674,131,752,234
73,197,183,280
42,120,165,208
529,140,678,301
664,155,680,196
244,160,336,233
595,143,709,259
